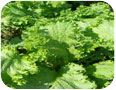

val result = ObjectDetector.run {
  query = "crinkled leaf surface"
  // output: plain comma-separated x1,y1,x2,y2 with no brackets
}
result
87,60,114,80
86,60,114,88
51,63,97,89
1,46,38,86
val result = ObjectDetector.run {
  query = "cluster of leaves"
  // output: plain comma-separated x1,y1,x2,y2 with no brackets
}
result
1,1,114,89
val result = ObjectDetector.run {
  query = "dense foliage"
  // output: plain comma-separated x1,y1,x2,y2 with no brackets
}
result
1,1,114,89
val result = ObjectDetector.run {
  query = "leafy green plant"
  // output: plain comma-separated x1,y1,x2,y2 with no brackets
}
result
1,1,114,89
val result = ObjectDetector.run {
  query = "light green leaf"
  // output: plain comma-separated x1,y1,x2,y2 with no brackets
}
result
51,63,97,89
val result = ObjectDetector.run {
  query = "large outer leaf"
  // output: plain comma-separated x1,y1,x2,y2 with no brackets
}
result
94,20,114,41
93,20,114,49
16,66,56,89
1,46,38,86
87,60,114,80
51,63,97,89
47,21,76,44
77,19,114,49
86,60,114,88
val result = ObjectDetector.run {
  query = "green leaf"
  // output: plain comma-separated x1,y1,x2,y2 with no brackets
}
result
93,20,114,49
87,60,114,80
9,37,22,44
16,66,56,89
86,60,114,88
51,63,97,89
1,46,38,86
47,21,76,44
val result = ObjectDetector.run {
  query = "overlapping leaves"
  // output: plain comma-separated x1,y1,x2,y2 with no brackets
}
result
1,1,114,89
